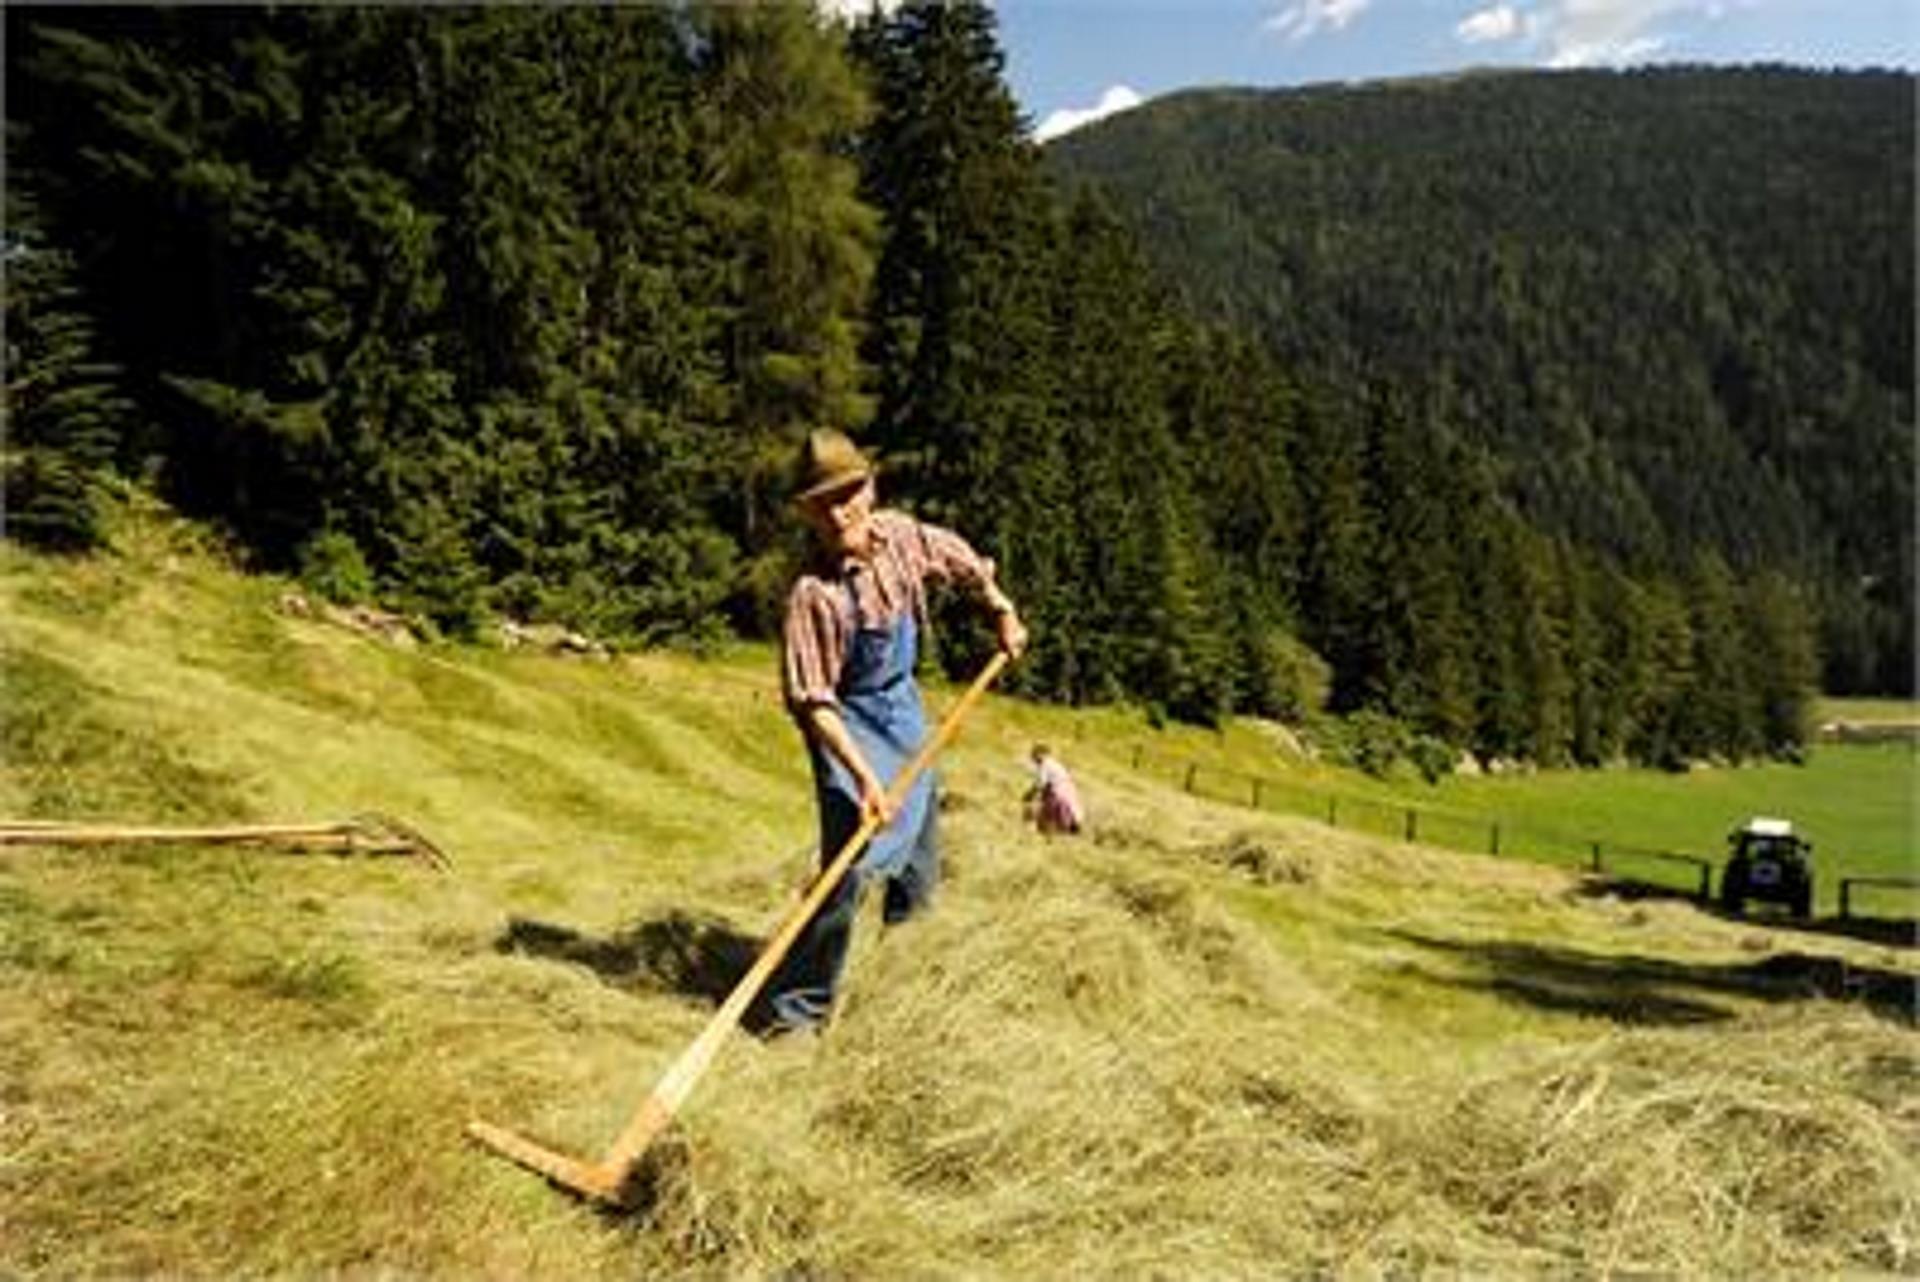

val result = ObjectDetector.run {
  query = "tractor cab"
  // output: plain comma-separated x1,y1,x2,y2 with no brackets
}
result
1719,816,1814,918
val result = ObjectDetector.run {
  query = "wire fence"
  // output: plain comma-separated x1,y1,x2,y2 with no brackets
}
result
1124,743,1714,898
1840,876,1920,920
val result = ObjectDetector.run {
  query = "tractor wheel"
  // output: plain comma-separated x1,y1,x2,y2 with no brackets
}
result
1720,865,1747,915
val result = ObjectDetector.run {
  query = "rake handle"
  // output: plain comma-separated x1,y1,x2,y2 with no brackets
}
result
0,816,449,871
0,822,365,844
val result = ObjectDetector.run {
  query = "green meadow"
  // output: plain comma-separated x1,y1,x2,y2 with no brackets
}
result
1081,709,1914,912
1420,748,1914,874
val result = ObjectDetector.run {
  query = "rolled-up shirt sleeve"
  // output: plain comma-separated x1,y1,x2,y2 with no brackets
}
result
782,578,848,714
896,513,1000,602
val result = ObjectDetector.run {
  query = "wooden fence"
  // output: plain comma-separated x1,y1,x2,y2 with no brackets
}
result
1585,844,1714,901
1839,875,1920,921
1126,744,1714,899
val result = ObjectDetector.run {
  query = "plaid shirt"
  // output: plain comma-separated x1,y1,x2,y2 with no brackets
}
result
782,509,1000,713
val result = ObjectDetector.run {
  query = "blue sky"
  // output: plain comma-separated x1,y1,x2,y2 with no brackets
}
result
972,0,1919,142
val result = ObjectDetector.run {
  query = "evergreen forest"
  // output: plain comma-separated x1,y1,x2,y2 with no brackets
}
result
6,3,1902,772
1045,65,1915,700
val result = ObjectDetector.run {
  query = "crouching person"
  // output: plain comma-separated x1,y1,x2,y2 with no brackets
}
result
1027,744,1085,836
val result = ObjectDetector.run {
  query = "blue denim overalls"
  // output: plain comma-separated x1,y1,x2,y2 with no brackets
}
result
767,578,938,1031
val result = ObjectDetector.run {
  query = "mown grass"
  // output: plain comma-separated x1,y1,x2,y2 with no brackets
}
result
2,504,1916,1278
1822,696,1920,724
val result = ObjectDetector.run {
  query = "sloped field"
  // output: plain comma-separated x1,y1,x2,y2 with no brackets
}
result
2,512,1914,1278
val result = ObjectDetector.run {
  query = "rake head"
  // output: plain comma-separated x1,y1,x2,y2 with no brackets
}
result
465,1121,633,1205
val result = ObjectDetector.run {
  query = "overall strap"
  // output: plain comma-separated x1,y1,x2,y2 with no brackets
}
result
841,573,865,631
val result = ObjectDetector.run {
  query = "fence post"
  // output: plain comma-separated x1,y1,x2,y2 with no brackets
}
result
1590,842,1603,874
1184,763,1198,794
1404,809,1418,843
1132,745,1143,770
1251,777,1263,809
1840,880,1852,920
1696,859,1711,902
1327,796,1338,828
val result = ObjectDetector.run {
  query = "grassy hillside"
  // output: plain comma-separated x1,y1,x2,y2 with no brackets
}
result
3,506,1916,1277
1046,67,1915,695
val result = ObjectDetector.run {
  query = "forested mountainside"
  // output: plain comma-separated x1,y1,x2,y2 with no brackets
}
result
1046,67,1915,695
1,5,1841,768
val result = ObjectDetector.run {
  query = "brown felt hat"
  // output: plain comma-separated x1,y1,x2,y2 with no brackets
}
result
791,429,874,501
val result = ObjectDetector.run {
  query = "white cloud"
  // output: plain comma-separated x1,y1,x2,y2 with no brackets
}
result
1453,0,1745,68
1457,5,1522,44
1034,84,1145,144
1265,0,1373,43
814,0,906,22
1548,30,1668,67
1545,0,1684,66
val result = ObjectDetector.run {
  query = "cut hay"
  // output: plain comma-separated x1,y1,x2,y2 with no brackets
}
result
1415,1009,1920,1274
636,837,1377,1277
596,818,1919,1278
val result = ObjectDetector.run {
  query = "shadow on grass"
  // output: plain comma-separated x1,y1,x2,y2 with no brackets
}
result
1571,876,1708,907
1385,928,1918,1028
498,910,763,1010
1702,905,1920,951
1793,915,1920,949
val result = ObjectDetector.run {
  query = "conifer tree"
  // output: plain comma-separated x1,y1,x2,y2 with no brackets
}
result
1460,503,1528,764
692,0,881,630
1627,578,1698,768
1050,193,1228,719
1511,527,1574,765
1593,560,1659,763
1167,326,1307,716
438,7,731,640
1682,551,1764,760
1293,388,1376,715
850,0,1064,683
13,8,330,558
1,183,130,550
1358,391,1475,744
1743,570,1820,756
1553,541,1614,765
851,0,1047,507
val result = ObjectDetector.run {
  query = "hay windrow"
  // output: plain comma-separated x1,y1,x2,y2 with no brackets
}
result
1410,1007,1920,1274
1197,831,1320,887
623,820,1920,1279
668,835,1385,1276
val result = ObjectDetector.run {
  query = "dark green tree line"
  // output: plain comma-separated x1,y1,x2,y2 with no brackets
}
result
5,2,1826,767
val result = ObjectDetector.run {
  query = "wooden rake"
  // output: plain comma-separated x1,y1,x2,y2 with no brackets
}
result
0,812,451,870
467,650,1010,1205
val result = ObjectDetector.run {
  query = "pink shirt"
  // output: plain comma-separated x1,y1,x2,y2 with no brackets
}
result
1034,755,1084,830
